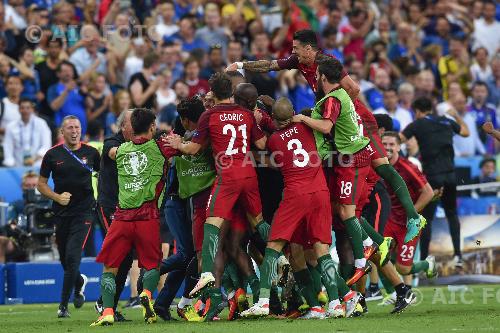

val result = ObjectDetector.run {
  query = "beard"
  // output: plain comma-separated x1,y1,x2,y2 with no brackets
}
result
315,80,325,101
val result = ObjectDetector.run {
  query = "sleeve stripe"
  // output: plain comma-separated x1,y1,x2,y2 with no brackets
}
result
323,98,334,120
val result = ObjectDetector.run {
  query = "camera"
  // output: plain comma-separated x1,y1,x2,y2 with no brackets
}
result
23,191,57,259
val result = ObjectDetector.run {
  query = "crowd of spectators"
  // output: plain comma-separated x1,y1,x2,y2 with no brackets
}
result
0,0,498,185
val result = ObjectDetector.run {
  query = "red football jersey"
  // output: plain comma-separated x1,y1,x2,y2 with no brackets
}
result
277,52,348,93
192,103,265,181
355,99,381,185
267,123,327,198
387,156,428,226
355,99,378,136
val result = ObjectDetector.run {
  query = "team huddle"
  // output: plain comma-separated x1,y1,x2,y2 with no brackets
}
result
91,29,438,326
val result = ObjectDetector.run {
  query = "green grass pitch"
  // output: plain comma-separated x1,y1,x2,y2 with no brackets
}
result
1,285,500,333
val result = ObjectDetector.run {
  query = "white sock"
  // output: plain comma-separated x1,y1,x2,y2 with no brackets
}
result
178,297,192,309
329,299,341,308
363,237,373,247
258,297,270,306
355,258,366,268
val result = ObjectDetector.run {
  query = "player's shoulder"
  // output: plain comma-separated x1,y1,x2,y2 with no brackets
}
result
396,156,423,176
45,143,64,156
294,122,313,135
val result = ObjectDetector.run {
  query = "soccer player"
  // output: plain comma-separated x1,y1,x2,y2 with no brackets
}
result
242,97,360,319
155,97,208,322
94,110,133,321
229,28,425,243
381,132,437,283
293,57,376,286
38,116,100,318
91,108,178,326
166,73,268,320
226,29,359,100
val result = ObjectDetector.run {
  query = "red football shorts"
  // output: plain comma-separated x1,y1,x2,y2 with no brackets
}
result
271,190,332,246
384,220,420,267
96,219,161,270
192,188,249,252
333,164,370,206
290,222,311,249
206,176,262,220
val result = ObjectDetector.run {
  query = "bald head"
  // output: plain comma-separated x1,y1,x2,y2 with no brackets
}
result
234,83,258,110
272,98,294,121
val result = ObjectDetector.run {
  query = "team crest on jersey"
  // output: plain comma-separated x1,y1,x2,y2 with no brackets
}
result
82,157,87,164
123,151,148,176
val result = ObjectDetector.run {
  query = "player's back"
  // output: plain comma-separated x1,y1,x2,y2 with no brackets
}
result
267,123,327,197
354,99,378,136
201,103,262,181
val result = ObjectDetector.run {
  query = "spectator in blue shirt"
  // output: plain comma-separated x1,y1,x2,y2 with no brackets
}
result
364,68,390,110
174,0,194,21
166,16,208,54
200,45,226,80
321,27,344,63
283,71,315,114
486,56,500,107
468,81,498,153
47,61,87,135
422,16,461,56
17,47,42,103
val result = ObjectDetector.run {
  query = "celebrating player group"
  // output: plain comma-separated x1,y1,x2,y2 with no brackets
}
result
90,29,437,326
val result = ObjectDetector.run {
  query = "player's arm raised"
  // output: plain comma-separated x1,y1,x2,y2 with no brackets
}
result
340,74,360,100
414,182,434,212
166,135,202,155
226,60,281,73
292,114,333,134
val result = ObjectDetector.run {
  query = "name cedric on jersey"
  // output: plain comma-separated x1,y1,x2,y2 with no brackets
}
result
220,113,244,122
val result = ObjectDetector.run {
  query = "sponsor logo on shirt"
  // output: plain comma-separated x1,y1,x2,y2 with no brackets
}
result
123,151,149,192
123,151,148,176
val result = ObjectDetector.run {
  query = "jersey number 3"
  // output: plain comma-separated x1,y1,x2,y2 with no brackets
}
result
287,139,309,167
223,124,247,155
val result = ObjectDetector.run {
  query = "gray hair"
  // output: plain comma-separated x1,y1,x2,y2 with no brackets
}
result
116,109,133,129
61,115,80,125
398,82,415,94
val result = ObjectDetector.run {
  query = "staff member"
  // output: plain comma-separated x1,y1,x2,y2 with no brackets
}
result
400,97,469,268
38,115,100,318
